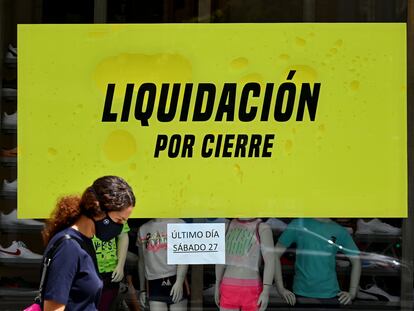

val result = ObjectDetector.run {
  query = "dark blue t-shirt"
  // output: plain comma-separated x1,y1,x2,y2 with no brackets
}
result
43,228,103,310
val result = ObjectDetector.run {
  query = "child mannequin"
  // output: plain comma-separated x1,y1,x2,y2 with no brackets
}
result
215,218,275,311
274,218,361,306
138,218,189,311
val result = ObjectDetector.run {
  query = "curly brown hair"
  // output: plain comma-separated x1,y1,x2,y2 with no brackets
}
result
42,176,135,244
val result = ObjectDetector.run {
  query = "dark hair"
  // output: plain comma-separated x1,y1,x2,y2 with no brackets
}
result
42,176,135,244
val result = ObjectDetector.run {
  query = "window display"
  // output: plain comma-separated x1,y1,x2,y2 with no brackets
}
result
0,1,411,311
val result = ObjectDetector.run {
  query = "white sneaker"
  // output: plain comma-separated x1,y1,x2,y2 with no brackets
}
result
357,287,379,300
0,241,42,260
2,179,17,193
0,209,44,227
2,112,17,129
358,284,400,302
356,219,401,235
265,218,287,231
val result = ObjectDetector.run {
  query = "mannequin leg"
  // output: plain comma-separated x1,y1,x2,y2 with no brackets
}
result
220,308,239,311
149,301,168,311
170,299,188,311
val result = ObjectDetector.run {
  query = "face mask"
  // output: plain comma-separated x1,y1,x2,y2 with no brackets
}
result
94,213,123,242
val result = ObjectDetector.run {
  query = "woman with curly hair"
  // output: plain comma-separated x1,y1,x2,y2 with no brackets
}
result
41,175,135,311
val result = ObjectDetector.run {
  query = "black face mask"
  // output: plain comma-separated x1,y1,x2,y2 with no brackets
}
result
94,213,123,242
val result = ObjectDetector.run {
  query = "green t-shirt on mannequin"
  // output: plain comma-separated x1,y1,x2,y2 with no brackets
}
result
92,222,130,273
278,218,359,299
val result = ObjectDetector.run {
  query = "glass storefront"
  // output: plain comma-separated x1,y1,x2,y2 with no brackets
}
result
0,1,412,310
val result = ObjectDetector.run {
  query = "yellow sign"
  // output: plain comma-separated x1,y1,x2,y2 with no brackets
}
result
18,24,407,218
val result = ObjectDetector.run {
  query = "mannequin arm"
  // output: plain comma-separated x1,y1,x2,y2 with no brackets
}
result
274,242,296,306
170,265,189,303
337,254,361,305
348,255,361,297
137,240,147,307
215,264,226,307
214,221,228,308
257,223,275,311
112,232,129,282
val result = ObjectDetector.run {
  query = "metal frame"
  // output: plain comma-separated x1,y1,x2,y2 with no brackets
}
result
402,0,414,309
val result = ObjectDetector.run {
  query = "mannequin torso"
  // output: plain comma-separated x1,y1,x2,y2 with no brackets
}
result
215,218,275,311
137,218,189,311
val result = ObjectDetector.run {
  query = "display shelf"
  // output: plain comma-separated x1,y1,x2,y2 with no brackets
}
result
0,288,37,297
0,224,44,233
4,58,17,67
359,267,400,277
0,258,42,266
1,93,17,101
1,128,17,134
0,300,35,311
354,234,402,243
0,192,17,199
0,157,17,167
280,266,400,277
203,293,400,310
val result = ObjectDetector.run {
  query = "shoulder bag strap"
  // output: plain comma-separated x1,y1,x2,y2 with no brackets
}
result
36,234,73,303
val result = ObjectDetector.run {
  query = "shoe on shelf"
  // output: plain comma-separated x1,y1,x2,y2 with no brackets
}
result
6,44,17,56
360,252,401,269
2,112,17,129
0,147,17,158
2,179,17,193
5,44,17,62
0,241,42,260
3,179,16,191
356,219,401,235
0,209,44,227
265,218,287,231
358,284,400,302
356,287,379,301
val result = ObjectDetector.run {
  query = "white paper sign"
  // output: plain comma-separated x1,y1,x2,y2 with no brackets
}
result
167,223,226,265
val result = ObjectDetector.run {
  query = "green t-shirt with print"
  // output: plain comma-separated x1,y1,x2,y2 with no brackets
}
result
92,222,130,273
278,218,359,299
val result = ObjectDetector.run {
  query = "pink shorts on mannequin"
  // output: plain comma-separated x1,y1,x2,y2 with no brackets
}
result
219,278,263,311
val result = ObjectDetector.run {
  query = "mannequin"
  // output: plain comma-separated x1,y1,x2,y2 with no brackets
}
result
137,218,189,311
274,218,361,306
93,223,130,311
215,218,275,311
